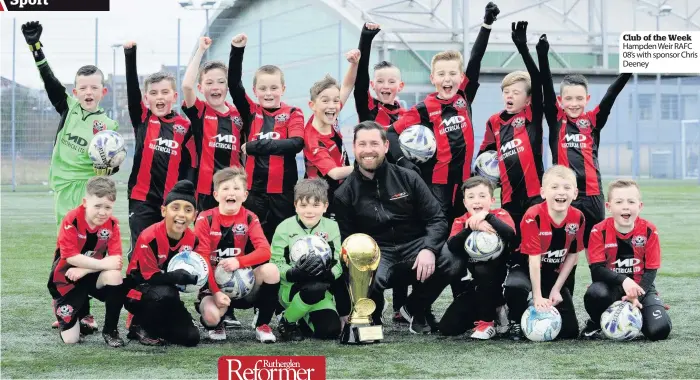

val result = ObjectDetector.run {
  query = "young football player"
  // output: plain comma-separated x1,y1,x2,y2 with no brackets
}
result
271,179,349,341
228,33,305,243
22,21,119,331
503,165,584,340
48,177,125,347
386,2,500,222
124,180,201,347
354,22,406,126
123,42,195,254
194,167,280,343
182,36,244,212
303,51,360,215
537,34,631,294
438,176,516,339
581,180,671,341
478,21,544,250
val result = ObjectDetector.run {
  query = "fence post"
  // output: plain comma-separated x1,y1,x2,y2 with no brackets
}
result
11,18,17,191
337,21,342,80
95,18,99,65
258,19,263,67
176,18,181,110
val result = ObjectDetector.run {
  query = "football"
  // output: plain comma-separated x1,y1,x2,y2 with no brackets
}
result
521,305,562,342
600,300,643,341
464,231,504,261
290,234,333,267
398,124,437,164
166,250,209,293
88,130,127,168
214,266,256,299
474,150,500,185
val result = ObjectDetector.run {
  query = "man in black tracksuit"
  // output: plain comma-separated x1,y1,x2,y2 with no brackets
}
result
333,121,465,334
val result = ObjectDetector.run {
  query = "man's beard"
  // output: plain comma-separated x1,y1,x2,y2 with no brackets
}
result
358,154,384,172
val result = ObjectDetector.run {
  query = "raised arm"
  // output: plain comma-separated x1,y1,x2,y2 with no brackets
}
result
354,23,381,122
182,37,211,109
536,34,559,130
340,49,360,105
596,73,632,128
123,42,144,129
512,21,542,119
463,2,499,102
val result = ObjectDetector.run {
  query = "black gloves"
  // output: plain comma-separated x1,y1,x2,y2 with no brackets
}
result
511,21,529,47
169,269,198,285
484,2,500,25
286,254,327,282
536,34,549,54
21,21,43,48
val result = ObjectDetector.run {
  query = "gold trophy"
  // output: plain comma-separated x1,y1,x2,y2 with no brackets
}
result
339,233,383,344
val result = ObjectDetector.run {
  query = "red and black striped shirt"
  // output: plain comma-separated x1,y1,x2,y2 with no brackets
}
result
50,205,122,296
391,75,475,185
358,91,406,128
520,202,585,275
587,217,660,284
182,98,243,196
126,220,198,284
303,115,349,196
480,106,544,204
194,206,270,293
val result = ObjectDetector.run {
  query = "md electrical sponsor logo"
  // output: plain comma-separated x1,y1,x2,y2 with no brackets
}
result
149,137,179,156
438,115,466,135
218,356,326,380
612,258,642,274
1,0,110,11
61,133,88,153
562,133,588,149
499,138,524,160
209,134,237,150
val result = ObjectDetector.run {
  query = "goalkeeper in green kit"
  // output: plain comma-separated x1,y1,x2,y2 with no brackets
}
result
271,179,350,341
22,21,119,331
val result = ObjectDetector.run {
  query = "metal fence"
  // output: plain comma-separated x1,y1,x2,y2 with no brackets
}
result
2,16,699,190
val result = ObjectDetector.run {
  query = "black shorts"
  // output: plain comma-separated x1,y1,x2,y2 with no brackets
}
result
243,190,295,242
128,199,163,258
50,273,106,332
197,193,219,213
571,194,605,247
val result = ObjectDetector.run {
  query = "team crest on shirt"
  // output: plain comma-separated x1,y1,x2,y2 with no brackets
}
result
565,223,579,235
631,235,647,247
233,223,247,235
232,116,243,127
576,119,590,129
453,98,466,109
173,124,187,135
180,245,193,253
98,228,111,240
275,114,289,123
314,231,329,241
512,117,526,128
56,304,74,322
93,120,106,134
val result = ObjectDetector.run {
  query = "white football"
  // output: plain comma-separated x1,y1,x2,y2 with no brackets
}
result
88,130,126,168
398,125,437,164
464,231,504,261
214,266,256,299
166,250,209,293
474,150,500,185
601,300,643,341
521,305,562,342
290,234,332,267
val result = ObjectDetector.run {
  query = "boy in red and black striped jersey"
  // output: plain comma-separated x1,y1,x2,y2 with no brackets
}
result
387,2,500,221
48,177,125,347
303,62,360,216
478,21,544,247
504,166,584,340
182,37,244,212
124,180,201,347
537,34,631,250
439,177,516,339
582,180,671,341
228,34,305,243
354,22,406,127
123,42,196,254
194,167,281,343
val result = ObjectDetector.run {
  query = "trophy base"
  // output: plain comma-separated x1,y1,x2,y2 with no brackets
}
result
339,323,383,344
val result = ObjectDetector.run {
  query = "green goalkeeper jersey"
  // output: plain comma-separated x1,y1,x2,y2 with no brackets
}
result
271,216,343,284
38,62,118,190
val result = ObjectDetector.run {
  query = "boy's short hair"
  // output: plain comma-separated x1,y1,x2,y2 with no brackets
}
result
542,165,577,187
213,167,247,190
430,50,464,73
310,74,340,101
374,61,399,72
86,176,117,201
253,65,285,87
199,61,228,83
461,176,495,197
353,120,387,143
144,71,177,91
560,74,589,95
294,178,329,204
75,65,105,86
606,179,642,201
501,71,532,95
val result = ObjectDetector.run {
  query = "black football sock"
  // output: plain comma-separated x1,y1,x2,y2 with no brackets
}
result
102,285,125,333
255,282,281,327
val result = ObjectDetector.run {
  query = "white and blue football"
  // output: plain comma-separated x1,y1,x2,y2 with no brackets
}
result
398,125,437,164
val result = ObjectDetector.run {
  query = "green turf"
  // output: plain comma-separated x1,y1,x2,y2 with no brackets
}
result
2,181,700,379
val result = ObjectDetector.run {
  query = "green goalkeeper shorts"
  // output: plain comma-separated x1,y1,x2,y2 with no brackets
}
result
54,180,88,231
